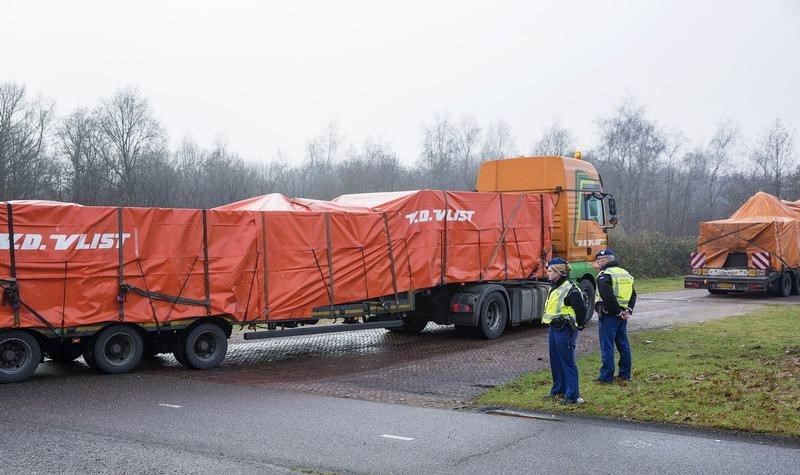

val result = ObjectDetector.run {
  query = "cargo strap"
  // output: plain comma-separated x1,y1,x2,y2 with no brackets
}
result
240,250,259,325
4,202,20,326
134,259,162,329
1,278,59,333
481,193,524,281
440,191,448,285
116,208,127,321
382,213,400,311
119,283,208,307
202,210,212,316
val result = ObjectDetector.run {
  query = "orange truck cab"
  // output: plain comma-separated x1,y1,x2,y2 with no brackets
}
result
476,154,618,305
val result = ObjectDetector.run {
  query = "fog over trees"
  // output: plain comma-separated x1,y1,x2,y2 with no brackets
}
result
2,81,797,241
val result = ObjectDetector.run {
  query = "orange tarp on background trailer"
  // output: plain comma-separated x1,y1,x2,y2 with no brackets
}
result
2,190,552,329
698,192,800,269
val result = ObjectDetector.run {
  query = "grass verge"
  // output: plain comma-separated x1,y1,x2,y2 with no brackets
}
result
476,306,800,437
635,276,685,294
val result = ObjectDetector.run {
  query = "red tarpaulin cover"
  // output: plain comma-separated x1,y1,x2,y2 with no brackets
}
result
1,191,552,329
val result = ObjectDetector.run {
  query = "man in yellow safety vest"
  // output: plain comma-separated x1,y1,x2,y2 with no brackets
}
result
593,249,637,384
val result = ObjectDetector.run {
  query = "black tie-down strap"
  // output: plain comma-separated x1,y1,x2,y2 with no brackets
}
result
118,283,208,307
1,278,59,333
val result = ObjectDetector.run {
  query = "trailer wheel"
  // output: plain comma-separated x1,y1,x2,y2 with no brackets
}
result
81,337,100,370
578,279,596,323
0,330,41,384
476,291,507,339
47,341,83,362
388,313,428,334
92,325,144,375
171,334,191,368
778,272,792,297
791,272,800,296
181,323,227,370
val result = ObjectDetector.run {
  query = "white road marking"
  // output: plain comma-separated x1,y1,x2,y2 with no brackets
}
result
380,434,415,441
158,403,183,408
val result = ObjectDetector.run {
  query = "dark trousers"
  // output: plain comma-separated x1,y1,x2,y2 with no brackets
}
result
548,325,579,400
598,313,632,382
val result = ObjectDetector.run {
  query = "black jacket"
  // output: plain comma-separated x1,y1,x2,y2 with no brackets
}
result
595,260,637,316
550,276,588,326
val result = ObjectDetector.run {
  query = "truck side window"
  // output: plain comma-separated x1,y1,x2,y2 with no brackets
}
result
582,194,604,224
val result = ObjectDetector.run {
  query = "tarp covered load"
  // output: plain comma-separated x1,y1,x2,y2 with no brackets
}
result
697,191,800,269
1,202,260,330
2,190,552,329
222,190,553,320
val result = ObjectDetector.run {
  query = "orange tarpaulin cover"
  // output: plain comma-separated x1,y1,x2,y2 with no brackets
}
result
698,191,800,269
2,190,552,329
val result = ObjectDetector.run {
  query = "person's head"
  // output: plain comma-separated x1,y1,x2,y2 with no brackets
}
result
546,257,570,282
593,248,615,269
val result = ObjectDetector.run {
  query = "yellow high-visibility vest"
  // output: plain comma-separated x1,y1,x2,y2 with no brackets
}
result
595,266,634,308
543,280,577,324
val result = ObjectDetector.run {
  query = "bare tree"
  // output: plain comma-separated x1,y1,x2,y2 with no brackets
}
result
418,115,460,189
93,87,165,204
336,139,405,194
705,121,739,215
57,108,109,204
454,117,482,190
0,82,55,200
750,119,796,198
595,102,666,231
203,140,258,206
480,120,515,161
532,120,576,156
302,121,343,199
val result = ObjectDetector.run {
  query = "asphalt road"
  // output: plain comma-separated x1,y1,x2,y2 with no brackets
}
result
1,372,798,474
2,289,798,473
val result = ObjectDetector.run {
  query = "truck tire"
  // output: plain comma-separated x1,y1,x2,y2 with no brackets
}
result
578,279,596,323
778,272,792,297
92,325,144,375
47,341,83,362
388,313,428,334
476,291,507,339
181,323,227,370
171,334,191,368
0,330,41,384
791,272,800,296
82,337,99,370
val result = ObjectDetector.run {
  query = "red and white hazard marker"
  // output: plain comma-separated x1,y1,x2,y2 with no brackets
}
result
752,251,770,270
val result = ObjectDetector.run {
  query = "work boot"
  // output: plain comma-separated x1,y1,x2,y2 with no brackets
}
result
559,397,586,405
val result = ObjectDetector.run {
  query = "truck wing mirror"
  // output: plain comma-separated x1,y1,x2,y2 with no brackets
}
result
608,197,617,217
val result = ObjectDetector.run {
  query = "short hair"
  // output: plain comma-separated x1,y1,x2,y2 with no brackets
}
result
547,263,570,277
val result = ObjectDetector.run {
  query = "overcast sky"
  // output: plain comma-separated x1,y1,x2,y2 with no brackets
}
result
2,0,798,165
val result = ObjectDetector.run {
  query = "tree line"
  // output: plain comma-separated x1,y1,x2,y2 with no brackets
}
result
1,82,797,242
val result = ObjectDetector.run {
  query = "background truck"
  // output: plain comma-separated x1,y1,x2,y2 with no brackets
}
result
684,191,800,296
1,154,616,383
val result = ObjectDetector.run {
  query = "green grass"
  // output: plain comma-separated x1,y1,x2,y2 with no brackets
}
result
635,276,684,293
477,306,800,437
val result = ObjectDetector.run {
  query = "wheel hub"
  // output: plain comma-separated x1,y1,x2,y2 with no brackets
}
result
3,348,18,362
104,334,133,365
0,339,29,372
